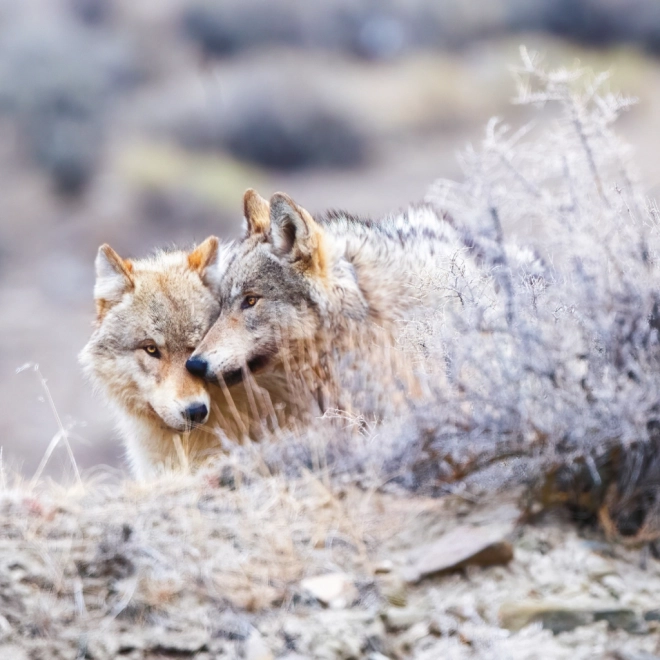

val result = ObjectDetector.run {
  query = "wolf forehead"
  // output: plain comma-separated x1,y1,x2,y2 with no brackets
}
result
222,245,313,304
108,265,220,346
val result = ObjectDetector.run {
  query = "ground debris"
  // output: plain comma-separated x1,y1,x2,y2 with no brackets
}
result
300,572,359,608
245,628,274,660
402,519,515,583
1,480,660,660
500,600,648,635
382,603,427,631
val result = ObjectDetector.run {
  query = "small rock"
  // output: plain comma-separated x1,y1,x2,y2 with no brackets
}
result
644,609,660,621
378,572,407,607
382,605,427,632
86,636,119,660
0,615,11,642
150,630,209,654
615,652,660,660
500,601,592,634
400,621,430,646
245,628,274,660
429,612,459,636
300,573,359,608
117,633,144,653
214,610,251,641
594,609,648,634
601,574,627,598
585,554,615,579
500,601,647,635
374,560,394,574
403,521,515,583
392,620,430,657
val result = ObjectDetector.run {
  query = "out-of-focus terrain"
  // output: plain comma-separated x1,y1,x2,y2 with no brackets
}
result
1,468,659,659
3,0,660,477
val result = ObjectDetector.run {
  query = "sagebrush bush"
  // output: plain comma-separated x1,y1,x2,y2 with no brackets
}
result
367,48,660,538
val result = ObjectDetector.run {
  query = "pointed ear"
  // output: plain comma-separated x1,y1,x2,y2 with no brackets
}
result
188,236,219,278
243,188,270,236
269,192,326,272
94,245,133,316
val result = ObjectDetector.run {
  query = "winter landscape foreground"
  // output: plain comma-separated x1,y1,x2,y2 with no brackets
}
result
3,51,660,659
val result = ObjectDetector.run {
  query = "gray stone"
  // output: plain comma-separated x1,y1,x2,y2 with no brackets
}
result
404,521,515,583
500,601,648,635
382,605,427,632
245,628,274,660
593,608,648,634
0,615,11,642
300,573,359,608
0,645,28,660
214,610,252,641
615,652,660,660
149,630,210,654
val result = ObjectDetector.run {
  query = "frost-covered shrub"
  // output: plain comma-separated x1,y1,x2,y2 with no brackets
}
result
371,49,660,537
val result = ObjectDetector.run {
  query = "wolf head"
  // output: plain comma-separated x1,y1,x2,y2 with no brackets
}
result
188,190,367,386
80,238,221,432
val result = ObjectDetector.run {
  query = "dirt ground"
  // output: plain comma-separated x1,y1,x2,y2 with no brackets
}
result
0,469,658,660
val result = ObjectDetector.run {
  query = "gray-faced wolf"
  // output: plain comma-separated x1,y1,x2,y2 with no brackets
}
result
188,189,471,416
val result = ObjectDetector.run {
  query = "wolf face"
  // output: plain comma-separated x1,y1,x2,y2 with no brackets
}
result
80,238,221,433
189,190,367,386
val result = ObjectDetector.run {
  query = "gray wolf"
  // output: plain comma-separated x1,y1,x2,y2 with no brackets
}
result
79,238,225,478
188,189,470,414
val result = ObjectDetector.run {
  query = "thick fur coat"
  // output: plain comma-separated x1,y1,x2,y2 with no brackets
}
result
191,190,473,415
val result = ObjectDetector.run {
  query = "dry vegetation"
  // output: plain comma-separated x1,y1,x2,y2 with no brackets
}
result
2,53,660,659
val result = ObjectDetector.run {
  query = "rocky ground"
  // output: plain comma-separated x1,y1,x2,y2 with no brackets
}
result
0,463,658,660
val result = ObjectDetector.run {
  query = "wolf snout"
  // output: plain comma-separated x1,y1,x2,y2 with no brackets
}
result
186,356,209,379
183,402,209,425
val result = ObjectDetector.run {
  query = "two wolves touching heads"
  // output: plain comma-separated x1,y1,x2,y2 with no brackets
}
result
81,189,466,478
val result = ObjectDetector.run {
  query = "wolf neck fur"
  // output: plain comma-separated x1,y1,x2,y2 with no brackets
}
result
316,203,461,325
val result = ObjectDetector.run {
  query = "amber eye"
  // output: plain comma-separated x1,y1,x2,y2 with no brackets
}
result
241,295,259,309
144,345,161,358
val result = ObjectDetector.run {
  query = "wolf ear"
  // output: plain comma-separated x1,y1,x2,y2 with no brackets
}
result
94,244,133,312
188,236,219,278
243,188,270,236
269,192,326,272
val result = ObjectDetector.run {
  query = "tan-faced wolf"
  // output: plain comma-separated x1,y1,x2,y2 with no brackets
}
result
79,239,227,478
188,189,473,418
80,236,302,478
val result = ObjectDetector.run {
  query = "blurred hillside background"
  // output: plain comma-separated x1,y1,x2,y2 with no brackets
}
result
3,0,660,477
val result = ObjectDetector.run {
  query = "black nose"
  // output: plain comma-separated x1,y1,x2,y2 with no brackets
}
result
183,403,208,425
186,356,208,379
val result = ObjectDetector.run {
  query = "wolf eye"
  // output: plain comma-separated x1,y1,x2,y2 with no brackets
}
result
241,295,259,309
144,345,161,358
